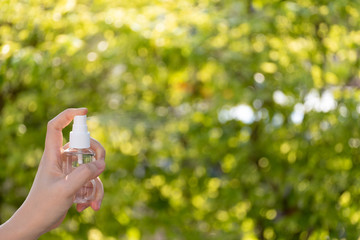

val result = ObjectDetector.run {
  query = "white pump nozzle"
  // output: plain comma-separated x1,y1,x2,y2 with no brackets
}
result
69,115,90,149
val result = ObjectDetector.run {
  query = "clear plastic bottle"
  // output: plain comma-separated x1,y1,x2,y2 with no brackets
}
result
61,115,96,203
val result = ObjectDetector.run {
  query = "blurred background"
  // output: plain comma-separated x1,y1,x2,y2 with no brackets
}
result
1,0,360,239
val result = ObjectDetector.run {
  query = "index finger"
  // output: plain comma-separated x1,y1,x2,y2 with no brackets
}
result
45,108,88,155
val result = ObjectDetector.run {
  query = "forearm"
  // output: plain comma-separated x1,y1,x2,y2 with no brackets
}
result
0,204,43,240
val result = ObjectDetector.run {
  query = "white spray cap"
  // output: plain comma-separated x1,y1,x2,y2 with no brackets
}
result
69,115,90,149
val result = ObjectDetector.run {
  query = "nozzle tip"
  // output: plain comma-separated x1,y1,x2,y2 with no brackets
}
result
74,115,87,125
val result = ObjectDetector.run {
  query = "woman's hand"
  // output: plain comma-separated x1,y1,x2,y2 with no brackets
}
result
0,108,106,240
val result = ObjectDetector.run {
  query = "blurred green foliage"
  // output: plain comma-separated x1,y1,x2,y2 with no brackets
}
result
2,0,360,239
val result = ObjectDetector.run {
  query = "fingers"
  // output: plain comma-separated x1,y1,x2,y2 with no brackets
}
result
62,142,70,150
76,178,104,212
45,108,88,156
76,203,89,212
90,138,106,161
62,137,105,207
91,177,104,211
64,160,105,195
63,138,106,170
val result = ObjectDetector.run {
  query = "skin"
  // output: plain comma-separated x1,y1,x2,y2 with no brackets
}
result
0,108,106,239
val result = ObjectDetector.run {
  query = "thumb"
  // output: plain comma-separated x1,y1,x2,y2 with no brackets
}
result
65,160,105,194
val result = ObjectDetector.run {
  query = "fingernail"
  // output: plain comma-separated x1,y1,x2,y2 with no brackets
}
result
78,205,87,212
97,201,102,209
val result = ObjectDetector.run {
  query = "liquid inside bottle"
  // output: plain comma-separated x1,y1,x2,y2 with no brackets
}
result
62,148,96,203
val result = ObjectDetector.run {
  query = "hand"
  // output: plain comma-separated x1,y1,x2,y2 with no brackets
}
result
0,108,106,240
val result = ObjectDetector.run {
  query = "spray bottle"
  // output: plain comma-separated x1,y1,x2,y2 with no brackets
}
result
62,115,96,203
